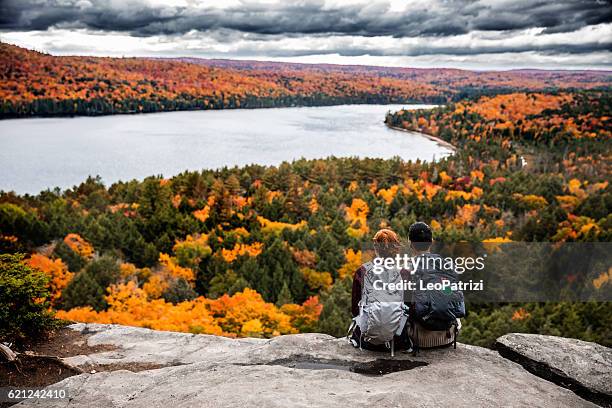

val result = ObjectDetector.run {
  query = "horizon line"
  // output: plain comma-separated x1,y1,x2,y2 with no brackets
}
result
3,41,611,74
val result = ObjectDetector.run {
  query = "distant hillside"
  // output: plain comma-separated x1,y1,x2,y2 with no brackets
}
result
175,56,612,88
0,42,611,118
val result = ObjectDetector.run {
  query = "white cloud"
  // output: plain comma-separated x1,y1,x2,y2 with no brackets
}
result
2,24,611,69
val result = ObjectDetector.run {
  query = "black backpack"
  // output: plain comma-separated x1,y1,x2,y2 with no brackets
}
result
409,253,466,352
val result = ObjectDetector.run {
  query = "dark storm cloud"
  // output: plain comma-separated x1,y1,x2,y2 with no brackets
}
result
1,0,611,61
1,0,610,38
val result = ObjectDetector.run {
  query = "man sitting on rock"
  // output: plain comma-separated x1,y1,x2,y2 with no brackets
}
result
406,222,464,352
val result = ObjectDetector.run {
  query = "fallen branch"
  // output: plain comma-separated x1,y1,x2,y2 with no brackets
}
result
0,343,17,362
22,352,85,374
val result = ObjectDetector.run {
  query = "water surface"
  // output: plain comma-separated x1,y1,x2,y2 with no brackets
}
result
0,105,451,194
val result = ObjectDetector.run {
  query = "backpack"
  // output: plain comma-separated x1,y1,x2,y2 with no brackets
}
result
409,253,466,353
348,261,409,357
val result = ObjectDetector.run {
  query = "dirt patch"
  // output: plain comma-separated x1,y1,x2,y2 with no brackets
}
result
18,325,117,358
0,354,81,408
0,354,81,387
1,325,117,388
0,325,124,407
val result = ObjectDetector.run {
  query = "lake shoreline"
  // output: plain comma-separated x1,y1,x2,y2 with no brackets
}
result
0,100,438,121
385,123,457,152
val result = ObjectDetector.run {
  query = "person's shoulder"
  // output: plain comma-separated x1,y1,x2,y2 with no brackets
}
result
354,263,368,278
357,263,369,273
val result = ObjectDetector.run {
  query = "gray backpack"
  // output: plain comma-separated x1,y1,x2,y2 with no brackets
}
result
348,261,409,356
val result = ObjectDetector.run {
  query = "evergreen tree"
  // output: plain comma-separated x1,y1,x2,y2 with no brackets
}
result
53,240,86,272
276,282,294,306
317,278,352,337
59,270,106,311
207,270,249,299
85,256,121,289
162,278,198,304
315,233,345,277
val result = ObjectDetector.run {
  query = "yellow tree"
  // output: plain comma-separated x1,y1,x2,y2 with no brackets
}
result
27,254,73,304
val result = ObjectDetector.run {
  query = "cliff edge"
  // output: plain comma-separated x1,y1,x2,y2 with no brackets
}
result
14,324,611,407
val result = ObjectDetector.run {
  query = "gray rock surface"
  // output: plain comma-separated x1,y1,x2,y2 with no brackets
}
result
17,324,597,407
63,323,265,368
496,333,612,406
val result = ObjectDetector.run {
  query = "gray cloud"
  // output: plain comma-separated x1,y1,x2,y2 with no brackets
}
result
1,0,611,66
1,0,610,39
228,42,612,58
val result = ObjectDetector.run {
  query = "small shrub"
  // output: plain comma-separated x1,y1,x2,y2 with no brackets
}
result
162,278,198,304
0,253,55,343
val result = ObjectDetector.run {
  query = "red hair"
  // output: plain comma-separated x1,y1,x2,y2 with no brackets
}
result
372,228,401,257
373,228,400,244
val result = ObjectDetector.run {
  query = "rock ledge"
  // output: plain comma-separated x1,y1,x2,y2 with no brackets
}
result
15,324,603,408
496,333,611,407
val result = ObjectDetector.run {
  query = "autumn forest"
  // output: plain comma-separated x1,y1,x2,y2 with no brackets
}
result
1,42,611,118
0,43,611,348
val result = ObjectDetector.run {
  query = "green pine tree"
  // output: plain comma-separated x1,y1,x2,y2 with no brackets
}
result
317,278,352,337
59,270,106,311
276,282,294,306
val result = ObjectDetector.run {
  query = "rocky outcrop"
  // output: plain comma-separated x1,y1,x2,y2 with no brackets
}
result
15,324,603,407
496,333,612,407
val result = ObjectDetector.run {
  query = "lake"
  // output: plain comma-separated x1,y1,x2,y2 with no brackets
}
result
0,104,451,194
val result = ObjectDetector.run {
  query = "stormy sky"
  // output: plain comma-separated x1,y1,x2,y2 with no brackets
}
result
1,0,611,69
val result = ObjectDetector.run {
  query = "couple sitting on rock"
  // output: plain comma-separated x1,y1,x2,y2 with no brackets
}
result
348,222,465,356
